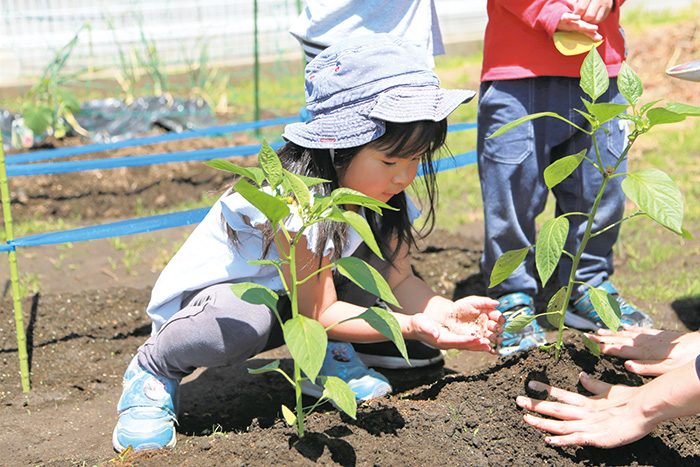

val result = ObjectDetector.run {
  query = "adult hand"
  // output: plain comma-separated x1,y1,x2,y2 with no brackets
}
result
515,372,656,448
567,0,614,24
590,325,700,376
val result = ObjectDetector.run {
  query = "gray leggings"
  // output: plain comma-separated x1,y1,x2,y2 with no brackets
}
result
137,244,389,380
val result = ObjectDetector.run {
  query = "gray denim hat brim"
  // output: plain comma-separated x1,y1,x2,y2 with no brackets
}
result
283,34,476,149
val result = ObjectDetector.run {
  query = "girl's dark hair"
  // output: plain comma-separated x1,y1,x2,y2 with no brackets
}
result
226,119,447,264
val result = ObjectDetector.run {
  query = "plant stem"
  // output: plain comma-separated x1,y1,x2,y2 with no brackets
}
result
287,229,306,437
554,133,610,360
0,132,30,392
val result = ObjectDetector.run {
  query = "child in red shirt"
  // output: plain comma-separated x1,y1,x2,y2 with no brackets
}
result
477,0,653,356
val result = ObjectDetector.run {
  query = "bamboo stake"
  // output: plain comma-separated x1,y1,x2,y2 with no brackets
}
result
0,131,30,392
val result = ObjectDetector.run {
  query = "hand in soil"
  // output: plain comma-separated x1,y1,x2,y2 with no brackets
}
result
516,364,700,448
410,296,504,353
590,324,700,376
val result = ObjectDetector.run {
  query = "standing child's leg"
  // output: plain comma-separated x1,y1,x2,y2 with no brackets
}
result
477,78,549,355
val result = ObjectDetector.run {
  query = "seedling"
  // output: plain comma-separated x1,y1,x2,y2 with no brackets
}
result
206,142,409,437
20,24,90,141
489,48,698,359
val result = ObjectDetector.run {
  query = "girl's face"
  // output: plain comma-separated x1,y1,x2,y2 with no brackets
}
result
339,145,422,207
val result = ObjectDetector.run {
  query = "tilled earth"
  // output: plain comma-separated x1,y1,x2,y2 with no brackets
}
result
1,17,700,467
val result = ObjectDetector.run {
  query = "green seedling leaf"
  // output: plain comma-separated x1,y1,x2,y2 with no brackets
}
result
247,360,281,374
321,376,357,419
206,159,266,186
639,99,663,115
582,101,630,125
234,178,290,225
258,141,284,189
545,287,568,328
580,48,609,102
487,112,586,139
665,101,700,116
504,312,536,333
281,404,297,426
544,151,586,188
573,107,596,126
283,315,327,383
22,104,53,135
646,107,685,127
617,113,644,127
536,217,569,287
56,88,81,112
330,188,397,214
284,170,311,208
309,194,332,217
489,246,530,288
296,173,329,187
618,62,643,106
322,207,384,260
579,332,602,356
230,282,279,309
588,288,621,331
352,306,408,365
336,257,400,307
622,168,684,234
680,227,695,240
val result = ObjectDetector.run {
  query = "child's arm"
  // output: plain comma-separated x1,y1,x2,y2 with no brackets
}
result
378,242,504,352
589,326,700,376
516,360,700,448
280,233,503,352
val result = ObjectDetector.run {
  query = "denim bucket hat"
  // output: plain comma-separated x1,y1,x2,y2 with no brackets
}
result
283,33,476,149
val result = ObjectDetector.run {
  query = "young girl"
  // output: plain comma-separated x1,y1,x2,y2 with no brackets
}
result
112,33,505,453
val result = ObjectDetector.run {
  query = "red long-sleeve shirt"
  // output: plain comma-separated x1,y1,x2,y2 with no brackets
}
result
481,0,627,81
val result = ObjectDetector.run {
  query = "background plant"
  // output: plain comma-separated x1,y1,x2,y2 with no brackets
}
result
20,23,91,139
488,48,698,359
206,142,409,437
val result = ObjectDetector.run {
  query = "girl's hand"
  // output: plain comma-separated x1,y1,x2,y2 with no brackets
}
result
412,296,504,354
589,325,700,376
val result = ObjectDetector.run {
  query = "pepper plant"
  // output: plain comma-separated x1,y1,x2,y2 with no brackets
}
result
206,142,409,437
489,48,698,359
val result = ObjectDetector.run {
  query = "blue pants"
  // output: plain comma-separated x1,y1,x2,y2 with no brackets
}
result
477,76,628,299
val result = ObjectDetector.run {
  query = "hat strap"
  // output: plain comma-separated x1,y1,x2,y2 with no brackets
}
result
329,148,335,164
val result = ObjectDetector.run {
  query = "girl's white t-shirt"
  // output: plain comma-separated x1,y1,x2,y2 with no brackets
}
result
146,189,420,332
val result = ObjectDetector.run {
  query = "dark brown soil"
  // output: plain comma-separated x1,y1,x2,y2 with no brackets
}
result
1,18,700,467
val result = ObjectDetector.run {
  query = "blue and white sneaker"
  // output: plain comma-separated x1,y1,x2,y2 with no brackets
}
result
564,281,654,331
112,355,180,453
496,293,547,357
300,341,392,403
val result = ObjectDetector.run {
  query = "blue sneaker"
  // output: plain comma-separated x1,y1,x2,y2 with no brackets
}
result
300,342,392,403
496,293,547,357
564,281,654,331
112,355,179,453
